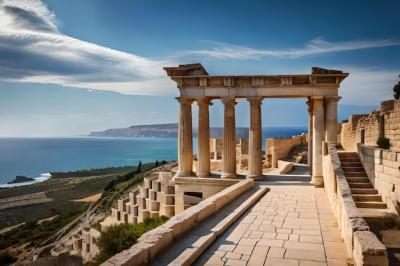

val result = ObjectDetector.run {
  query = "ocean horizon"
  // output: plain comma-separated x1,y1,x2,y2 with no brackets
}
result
0,126,307,185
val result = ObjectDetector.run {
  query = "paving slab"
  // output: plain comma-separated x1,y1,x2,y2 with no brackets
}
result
196,176,351,266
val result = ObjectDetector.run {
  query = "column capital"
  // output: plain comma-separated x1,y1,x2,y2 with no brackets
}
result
310,96,324,101
196,97,213,106
325,96,342,103
176,97,193,105
247,96,263,106
221,97,236,107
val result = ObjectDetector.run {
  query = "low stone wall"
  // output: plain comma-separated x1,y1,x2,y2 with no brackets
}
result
174,177,240,214
102,179,254,266
357,144,400,212
266,134,307,168
322,142,388,266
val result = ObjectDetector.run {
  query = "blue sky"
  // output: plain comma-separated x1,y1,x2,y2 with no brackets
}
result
0,0,399,136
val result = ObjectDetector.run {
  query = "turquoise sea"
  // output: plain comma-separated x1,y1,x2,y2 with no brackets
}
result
0,127,306,185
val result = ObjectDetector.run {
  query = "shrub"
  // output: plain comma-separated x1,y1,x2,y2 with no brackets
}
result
393,76,400,100
93,216,168,265
377,137,390,149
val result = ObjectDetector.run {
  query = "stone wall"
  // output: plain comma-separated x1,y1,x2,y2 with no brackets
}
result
322,142,388,266
102,179,255,266
266,134,307,168
340,99,400,212
340,100,400,152
357,144,400,212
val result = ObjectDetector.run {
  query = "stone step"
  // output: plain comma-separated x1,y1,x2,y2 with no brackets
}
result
342,167,365,172
356,201,387,209
340,158,360,162
351,188,378,194
341,162,363,167
353,194,383,202
359,208,395,226
348,182,373,188
344,172,367,177
346,177,370,183
338,152,358,158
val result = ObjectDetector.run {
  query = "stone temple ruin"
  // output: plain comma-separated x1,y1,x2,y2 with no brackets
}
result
50,64,400,266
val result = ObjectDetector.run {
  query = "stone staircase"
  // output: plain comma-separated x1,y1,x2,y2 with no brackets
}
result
338,152,387,209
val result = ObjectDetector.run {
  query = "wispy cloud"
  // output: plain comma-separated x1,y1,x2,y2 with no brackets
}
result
180,38,400,60
0,0,175,95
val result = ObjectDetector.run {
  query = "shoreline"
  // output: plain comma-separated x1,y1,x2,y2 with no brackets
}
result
0,173,52,188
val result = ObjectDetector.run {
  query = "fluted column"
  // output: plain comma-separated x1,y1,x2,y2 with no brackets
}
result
306,98,313,175
247,97,263,179
325,96,341,142
221,97,236,178
311,96,325,187
176,97,193,177
196,98,212,177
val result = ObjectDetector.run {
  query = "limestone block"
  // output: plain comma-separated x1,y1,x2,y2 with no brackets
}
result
353,231,388,266
144,178,151,189
159,194,175,205
160,205,175,217
150,190,157,201
150,200,160,211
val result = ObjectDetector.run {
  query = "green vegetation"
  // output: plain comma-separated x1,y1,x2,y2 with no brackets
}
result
93,216,169,265
50,165,138,179
393,75,400,100
377,136,390,149
0,208,86,250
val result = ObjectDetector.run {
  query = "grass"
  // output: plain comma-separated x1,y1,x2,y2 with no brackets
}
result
0,207,87,250
92,216,169,265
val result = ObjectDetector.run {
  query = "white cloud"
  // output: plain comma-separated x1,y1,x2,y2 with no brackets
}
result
0,0,175,95
180,38,400,60
339,66,399,105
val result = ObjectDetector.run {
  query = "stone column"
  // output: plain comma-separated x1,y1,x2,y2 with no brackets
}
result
247,97,263,179
311,96,325,186
176,97,193,177
196,98,212,177
306,98,313,174
221,97,236,178
325,96,341,142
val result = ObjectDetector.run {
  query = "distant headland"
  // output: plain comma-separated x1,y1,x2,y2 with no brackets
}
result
88,123,250,138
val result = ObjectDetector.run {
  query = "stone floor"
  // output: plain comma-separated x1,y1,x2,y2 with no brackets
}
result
195,179,351,266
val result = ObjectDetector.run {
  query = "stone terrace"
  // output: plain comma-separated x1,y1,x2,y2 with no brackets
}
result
196,181,351,266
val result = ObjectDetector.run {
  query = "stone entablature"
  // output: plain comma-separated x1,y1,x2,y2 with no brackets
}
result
165,63,348,186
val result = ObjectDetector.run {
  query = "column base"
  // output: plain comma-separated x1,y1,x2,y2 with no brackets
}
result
196,172,211,178
221,173,236,179
310,175,324,187
246,174,263,180
175,171,194,178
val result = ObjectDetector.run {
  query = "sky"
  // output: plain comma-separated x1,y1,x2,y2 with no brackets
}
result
0,0,399,136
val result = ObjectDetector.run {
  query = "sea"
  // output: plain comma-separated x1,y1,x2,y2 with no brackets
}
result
0,127,306,187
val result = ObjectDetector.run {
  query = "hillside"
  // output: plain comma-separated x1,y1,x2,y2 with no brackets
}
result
89,123,249,138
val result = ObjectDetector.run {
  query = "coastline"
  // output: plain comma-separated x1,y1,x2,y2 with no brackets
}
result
0,173,51,188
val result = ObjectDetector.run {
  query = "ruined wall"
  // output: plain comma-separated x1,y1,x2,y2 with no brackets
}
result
340,100,400,152
266,134,307,168
340,99,400,212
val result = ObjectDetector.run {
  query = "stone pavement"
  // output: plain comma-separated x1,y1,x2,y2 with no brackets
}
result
195,180,351,266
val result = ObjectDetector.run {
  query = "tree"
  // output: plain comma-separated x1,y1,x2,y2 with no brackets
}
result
135,161,142,174
394,75,400,100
